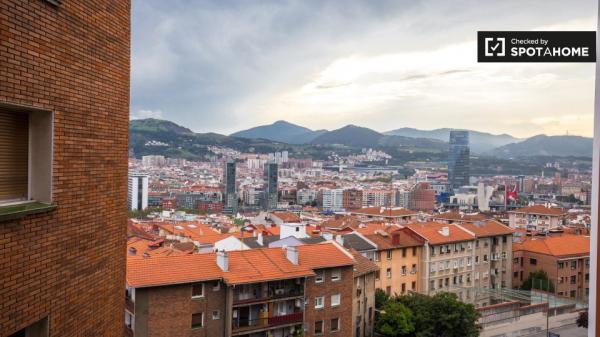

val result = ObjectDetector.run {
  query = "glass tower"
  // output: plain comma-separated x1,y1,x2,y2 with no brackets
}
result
263,162,278,210
448,130,470,191
223,160,237,214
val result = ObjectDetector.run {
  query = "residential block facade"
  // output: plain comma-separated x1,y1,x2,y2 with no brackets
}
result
0,0,130,336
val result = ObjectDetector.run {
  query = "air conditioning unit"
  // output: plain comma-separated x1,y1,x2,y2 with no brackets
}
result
275,289,285,295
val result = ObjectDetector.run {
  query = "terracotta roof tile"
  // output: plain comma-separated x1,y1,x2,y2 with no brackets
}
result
405,222,474,244
510,205,567,216
458,220,514,238
513,235,589,257
351,207,418,218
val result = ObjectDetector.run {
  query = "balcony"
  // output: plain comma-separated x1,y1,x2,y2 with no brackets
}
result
233,281,304,306
232,311,303,335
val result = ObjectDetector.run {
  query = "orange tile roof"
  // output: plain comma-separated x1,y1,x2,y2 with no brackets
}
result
351,207,418,218
350,250,379,276
510,205,567,216
271,211,302,223
127,243,353,288
405,222,474,244
513,235,590,258
458,220,514,238
297,242,355,269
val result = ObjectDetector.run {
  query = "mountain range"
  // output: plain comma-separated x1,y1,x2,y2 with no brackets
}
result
129,118,593,160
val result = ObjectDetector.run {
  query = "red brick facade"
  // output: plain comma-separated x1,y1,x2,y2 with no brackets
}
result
304,266,354,337
0,0,130,336
133,281,227,337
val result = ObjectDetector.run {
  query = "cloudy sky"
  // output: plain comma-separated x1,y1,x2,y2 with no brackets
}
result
131,0,596,137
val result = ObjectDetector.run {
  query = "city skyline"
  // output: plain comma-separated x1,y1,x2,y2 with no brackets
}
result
132,0,596,138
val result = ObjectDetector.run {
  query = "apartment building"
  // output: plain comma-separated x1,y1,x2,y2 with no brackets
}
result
0,1,130,336
349,206,418,223
343,189,364,210
508,205,567,232
406,221,513,306
512,235,590,301
321,189,344,211
351,252,379,337
126,243,360,337
361,227,425,296
362,190,392,207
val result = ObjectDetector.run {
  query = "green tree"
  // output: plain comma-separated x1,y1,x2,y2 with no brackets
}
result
376,301,415,337
521,269,555,293
393,292,480,337
375,288,390,309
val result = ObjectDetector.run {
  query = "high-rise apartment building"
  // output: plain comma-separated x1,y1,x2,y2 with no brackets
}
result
448,130,470,191
128,173,149,211
321,189,344,212
0,1,130,335
223,160,237,214
342,188,363,210
263,162,278,210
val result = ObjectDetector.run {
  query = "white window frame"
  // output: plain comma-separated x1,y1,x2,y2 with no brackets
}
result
192,283,205,299
315,296,324,309
315,270,324,283
331,294,341,307
331,268,341,282
212,310,220,320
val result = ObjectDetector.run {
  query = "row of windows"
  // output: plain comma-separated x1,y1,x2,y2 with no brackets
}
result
374,247,418,261
315,268,341,283
191,311,220,329
314,318,340,334
315,294,341,309
191,282,221,298
375,265,417,280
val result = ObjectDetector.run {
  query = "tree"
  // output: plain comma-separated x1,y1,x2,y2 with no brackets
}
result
521,269,555,293
375,288,390,309
393,292,480,337
376,301,415,337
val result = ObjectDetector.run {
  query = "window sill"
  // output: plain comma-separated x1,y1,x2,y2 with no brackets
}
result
0,201,55,222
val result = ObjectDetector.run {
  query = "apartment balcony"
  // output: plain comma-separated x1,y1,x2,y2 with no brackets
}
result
232,311,303,335
233,282,304,306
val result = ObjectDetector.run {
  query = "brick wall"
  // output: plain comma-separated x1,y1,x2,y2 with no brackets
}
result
0,0,130,335
304,266,354,337
137,282,226,337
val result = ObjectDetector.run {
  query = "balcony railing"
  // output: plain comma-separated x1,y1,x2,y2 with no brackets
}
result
233,287,303,305
232,311,303,332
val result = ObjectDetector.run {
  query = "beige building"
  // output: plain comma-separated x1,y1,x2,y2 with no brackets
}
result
508,205,567,232
406,221,514,307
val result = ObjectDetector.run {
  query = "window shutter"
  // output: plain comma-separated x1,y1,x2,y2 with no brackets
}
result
0,109,28,201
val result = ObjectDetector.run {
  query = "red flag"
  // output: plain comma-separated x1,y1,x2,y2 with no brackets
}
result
505,184,518,203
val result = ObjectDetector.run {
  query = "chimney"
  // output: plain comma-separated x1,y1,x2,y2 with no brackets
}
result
216,251,229,271
335,235,344,246
285,246,299,265
257,232,264,246
440,227,450,237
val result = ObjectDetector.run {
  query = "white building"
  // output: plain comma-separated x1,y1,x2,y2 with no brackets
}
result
322,189,344,211
128,173,149,211
141,155,166,167
297,189,317,205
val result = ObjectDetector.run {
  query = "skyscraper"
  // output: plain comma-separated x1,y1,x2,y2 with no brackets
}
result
448,130,470,191
223,160,237,214
0,1,130,335
263,162,279,210
128,173,149,211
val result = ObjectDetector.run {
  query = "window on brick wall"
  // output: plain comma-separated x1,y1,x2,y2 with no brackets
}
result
315,296,324,309
331,318,340,332
331,294,340,306
331,268,341,281
191,313,203,328
192,283,204,298
315,269,324,283
0,105,53,206
315,320,324,334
